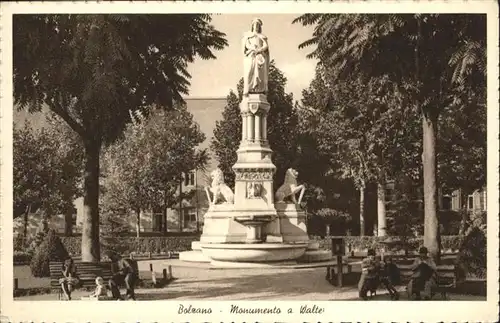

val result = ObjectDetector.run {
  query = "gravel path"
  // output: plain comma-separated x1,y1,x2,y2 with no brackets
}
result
14,266,485,301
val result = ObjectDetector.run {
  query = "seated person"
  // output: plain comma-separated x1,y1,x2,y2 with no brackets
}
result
379,256,400,300
108,252,137,300
408,246,437,300
58,257,80,300
358,248,380,299
81,277,107,300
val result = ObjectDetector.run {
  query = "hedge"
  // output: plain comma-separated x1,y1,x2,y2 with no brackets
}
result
60,235,201,256
310,235,464,253
54,234,462,257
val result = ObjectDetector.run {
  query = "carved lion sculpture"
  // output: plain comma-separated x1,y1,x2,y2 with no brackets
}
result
207,168,234,204
275,168,305,204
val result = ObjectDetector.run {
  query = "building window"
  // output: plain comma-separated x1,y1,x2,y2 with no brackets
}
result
183,208,196,226
441,196,451,211
468,195,474,209
152,207,164,232
184,171,195,187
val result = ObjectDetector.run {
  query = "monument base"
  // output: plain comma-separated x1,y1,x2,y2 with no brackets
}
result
200,242,308,263
275,203,309,243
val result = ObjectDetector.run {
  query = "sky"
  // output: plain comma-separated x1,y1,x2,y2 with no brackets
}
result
187,14,318,101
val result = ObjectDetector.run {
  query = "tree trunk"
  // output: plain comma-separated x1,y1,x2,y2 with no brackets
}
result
81,141,101,262
459,210,469,236
359,183,366,236
42,212,49,232
23,204,31,246
179,177,183,233
136,209,141,238
377,183,387,236
163,191,168,236
422,112,440,262
64,208,73,236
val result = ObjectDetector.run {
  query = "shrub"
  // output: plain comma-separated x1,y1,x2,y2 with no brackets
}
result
30,229,70,277
13,250,33,264
316,208,352,236
13,234,25,251
441,235,463,251
455,226,486,279
439,210,463,235
29,230,47,253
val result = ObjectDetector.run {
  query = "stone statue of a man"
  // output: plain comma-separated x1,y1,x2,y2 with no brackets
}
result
242,18,270,96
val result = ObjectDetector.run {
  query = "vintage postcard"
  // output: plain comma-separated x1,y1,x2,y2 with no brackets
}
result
1,1,498,322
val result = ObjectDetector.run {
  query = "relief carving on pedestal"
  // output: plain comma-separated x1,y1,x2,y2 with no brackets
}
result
235,169,274,181
246,182,263,199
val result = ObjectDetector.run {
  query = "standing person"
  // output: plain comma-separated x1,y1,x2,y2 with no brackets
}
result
107,252,137,300
409,246,438,300
59,257,80,300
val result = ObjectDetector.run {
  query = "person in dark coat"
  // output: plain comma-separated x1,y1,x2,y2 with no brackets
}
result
379,256,400,300
408,246,438,300
107,252,137,300
358,248,380,300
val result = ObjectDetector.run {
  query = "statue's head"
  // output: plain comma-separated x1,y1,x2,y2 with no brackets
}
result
251,18,263,33
210,168,224,185
285,168,299,180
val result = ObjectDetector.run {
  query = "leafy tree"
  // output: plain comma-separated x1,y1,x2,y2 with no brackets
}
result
299,71,419,236
13,115,83,244
438,88,486,194
14,14,227,261
30,229,70,278
294,14,486,260
102,105,208,237
211,62,299,188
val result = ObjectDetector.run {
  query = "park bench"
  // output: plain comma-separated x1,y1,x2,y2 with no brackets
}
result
49,261,113,300
49,259,139,300
397,263,461,299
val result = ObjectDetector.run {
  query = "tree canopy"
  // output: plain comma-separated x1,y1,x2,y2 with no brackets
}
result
14,14,227,261
14,115,83,220
294,14,486,257
102,105,208,237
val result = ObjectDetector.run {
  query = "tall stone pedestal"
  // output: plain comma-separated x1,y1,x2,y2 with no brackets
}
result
201,93,280,244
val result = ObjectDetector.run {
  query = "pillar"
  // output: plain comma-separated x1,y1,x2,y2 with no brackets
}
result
242,113,247,141
255,114,261,141
248,114,255,141
377,183,386,236
262,115,267,141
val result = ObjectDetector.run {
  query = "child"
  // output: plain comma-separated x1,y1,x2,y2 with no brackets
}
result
82,277,107,300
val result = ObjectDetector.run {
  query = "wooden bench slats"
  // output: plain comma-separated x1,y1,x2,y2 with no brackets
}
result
49,261,115,296
49,259,139,299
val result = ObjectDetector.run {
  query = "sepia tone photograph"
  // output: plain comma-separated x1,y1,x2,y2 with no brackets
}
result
1,1,498,322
